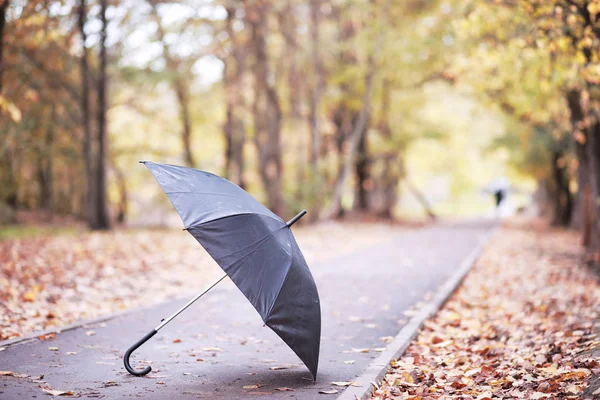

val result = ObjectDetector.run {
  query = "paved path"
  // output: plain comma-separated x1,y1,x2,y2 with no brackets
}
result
0,220,494,399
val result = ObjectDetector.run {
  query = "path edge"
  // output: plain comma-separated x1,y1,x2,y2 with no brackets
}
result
0,283,229,349
0,300,163,349
337,224,498,400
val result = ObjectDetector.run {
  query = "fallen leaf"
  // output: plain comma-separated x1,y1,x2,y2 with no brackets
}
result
343,360,355,364
38,333,57,341
351,348,369,353
319,389,339,394
380,336,394,343
0,371,15,376
331,381,360,387
22,290,37,302
203,346,221,351
530,392,550,399
173,338,181,343
431,339,453,348
48,347,59,351
275,387,294,391
539,364,559,375
65,352,77,355
85,330,96,336
243,384,265,389
431,336,444,345
41,388,74,396
269,366,289,370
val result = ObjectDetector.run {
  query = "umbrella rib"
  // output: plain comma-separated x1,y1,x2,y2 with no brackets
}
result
164,191,243,200
264,230,295,320
212,225,290,320
214,227,289,261
184,212,284,231
216,225,288,276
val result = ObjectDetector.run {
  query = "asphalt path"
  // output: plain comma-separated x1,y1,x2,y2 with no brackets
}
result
0,219,494,399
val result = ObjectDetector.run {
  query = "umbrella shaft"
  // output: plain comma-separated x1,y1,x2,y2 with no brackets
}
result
286,209,307,227
154,273,228,331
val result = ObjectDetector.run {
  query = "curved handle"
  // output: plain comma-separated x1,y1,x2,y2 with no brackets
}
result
124,329,157,376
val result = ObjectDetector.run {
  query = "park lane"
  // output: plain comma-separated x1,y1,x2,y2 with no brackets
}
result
0,220,494,399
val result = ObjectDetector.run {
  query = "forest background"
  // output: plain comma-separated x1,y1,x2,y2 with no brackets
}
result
2,0,599,256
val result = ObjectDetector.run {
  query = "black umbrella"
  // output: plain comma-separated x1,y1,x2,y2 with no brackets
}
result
123,161,321,380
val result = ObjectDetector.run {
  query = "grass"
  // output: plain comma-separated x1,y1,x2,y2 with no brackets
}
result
0,225,80,240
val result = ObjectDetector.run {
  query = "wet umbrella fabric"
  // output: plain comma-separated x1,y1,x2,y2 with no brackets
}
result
140,161,321,379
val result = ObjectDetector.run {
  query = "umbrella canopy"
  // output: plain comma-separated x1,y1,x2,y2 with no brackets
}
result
142,161,321,379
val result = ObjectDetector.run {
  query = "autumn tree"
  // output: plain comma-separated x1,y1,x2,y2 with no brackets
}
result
244,0,285,216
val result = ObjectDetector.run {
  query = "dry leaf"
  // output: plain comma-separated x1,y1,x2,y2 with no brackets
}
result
351,348,369,353
372,223,600,400
343,360,355,364
41,388,74,396
243,384,265,389
275,387,294,391
331,381,360,387
48,347,59,351
318,389,339,394
173,338,181,343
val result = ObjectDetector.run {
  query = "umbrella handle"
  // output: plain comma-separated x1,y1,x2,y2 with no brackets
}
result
123,329,157,376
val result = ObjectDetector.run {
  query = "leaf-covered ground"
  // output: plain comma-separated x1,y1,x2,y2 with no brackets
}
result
0,222,401,341
372,219,600,400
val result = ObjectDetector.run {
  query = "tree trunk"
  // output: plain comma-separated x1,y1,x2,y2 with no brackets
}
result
94,0,110,230
78,0,98,229
567,90,592,245
223,6,246,188
0,0,9,96
246,0,285,216
405,177,437,221
550,150,573,227
149,3,196,168
373,80,398,218
114,163,127,224
175,82,195,168
380,155,403,219
308,0,322,169
328,9,357,218
327,50,377,218
586,120,600,254
0,0,16,209
39,105,55,210
353,125,370,211
327,0,383,218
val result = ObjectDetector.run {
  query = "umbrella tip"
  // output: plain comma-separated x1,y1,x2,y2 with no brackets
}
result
139,160,147,164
